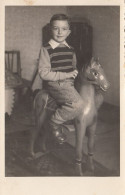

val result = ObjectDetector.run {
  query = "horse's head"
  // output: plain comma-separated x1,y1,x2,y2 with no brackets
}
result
83,57,110,91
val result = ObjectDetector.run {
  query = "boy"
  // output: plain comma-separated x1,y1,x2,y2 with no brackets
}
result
38,14,84,143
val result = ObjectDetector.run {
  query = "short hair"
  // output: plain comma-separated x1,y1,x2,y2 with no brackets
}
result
50,14,70,27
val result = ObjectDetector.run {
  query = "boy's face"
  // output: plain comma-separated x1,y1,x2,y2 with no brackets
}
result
51,20,71,43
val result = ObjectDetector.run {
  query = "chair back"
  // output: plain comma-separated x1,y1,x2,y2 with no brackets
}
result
5,50,21,77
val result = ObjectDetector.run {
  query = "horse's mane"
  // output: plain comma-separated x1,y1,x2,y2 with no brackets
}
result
74,61,90,89
75,57,99,88
79,57,99,73
77,60,90,76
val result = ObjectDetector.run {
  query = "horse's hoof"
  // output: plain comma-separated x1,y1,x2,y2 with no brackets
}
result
76,172,84,176
87,156,95,172
29,151,35,158
87,163,95,172
41,144,48,153
29,151,46,160
89,166,95,172
75,170,84,176
82,170,94,176
75,164,84,176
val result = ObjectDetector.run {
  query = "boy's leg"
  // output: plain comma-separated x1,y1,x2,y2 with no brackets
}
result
49,99,84,143
48,81,84,143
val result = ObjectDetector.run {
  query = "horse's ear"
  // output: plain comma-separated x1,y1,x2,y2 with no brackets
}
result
90,57,95,63
96,57,99,64
90,57,96,68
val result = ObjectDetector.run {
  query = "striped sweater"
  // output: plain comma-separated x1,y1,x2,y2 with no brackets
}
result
45,43,74,73
38,41,77,82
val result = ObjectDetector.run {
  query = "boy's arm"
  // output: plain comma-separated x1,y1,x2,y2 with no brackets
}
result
38,47,69,81
72,52,77,70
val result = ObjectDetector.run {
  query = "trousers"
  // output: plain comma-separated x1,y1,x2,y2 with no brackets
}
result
46,80,84,124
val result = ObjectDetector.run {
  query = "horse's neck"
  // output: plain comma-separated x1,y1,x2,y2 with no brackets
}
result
95,90,104,109
75,73,103,110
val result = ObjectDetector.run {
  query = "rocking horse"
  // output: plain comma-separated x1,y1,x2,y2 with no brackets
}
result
30,57,110,176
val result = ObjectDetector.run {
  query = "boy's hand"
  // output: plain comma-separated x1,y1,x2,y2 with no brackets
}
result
67,70,78,79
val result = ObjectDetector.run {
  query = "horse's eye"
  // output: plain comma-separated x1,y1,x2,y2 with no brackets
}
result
93,72,98,77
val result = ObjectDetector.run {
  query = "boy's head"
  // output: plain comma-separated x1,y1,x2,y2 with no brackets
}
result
50,14,71,43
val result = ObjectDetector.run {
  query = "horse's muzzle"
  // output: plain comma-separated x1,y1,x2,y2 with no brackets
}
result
100,81,110,91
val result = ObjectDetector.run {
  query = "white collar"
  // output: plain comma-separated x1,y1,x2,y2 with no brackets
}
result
48,39,70,49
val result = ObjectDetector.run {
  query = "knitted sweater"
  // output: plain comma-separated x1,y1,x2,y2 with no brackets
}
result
38,39,77,82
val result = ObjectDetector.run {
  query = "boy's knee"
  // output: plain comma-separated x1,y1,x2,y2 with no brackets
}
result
73,98,84,111
77,98,84,108
79,99,84,107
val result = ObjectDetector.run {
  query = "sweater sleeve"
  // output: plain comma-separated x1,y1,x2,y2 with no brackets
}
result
72,52,77,69
38,47,69,81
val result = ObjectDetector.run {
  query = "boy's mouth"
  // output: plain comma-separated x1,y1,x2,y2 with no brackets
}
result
57,36,63,38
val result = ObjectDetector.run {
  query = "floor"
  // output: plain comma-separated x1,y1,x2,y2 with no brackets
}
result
66,103,120,175
5,93,120,176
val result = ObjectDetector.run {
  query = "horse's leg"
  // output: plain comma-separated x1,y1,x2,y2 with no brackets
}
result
74,116,86,176
30,108,48,157
86,119,97,171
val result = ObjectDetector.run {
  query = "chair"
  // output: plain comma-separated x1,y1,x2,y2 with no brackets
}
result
5,51,33,114
5,50,31,90
5,51,21,77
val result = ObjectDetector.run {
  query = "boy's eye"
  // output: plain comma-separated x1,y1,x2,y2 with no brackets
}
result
52,27,68,31
52,27,58,30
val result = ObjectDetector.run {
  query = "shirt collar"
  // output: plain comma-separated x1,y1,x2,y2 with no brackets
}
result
49,39,70,49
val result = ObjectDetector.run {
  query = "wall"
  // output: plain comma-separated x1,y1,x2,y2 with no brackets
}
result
5,6,120,106
5,6,67,83
67,6,120,106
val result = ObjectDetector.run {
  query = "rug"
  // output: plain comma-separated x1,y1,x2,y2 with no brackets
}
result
5,131,116,177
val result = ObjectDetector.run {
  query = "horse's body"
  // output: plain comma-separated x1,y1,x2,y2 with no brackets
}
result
30,57,110,176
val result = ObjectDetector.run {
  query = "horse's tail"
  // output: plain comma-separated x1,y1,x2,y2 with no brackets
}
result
32,89,41,100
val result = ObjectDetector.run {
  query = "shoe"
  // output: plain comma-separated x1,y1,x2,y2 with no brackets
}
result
49,121,66,144
52,129,66,144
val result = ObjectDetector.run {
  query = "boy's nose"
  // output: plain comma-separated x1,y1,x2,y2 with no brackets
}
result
58,29,62,34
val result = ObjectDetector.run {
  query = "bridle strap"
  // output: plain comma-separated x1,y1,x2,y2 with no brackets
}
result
86,79,97,85
77,75,98,86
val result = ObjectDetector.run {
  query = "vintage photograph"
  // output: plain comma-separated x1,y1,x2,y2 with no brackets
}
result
5,6,120,177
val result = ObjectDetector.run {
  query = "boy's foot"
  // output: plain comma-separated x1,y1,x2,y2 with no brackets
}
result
49,121,66,144
52,129,66,144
